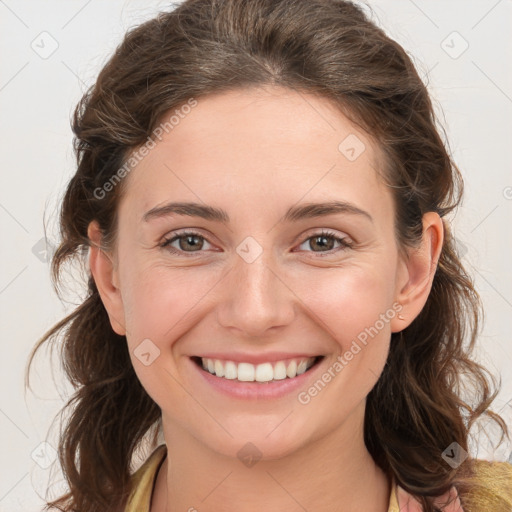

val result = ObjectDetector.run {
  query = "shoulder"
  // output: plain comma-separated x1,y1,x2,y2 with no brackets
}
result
465,459,512,511
124,444,167,512
472,458,512,479
392,460,512,512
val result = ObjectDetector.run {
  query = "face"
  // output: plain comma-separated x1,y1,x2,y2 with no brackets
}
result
93,85,420,461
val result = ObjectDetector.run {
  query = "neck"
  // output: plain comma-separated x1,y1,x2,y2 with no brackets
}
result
151,407,390,512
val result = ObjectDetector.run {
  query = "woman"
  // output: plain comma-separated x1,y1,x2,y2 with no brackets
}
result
26,0,511,511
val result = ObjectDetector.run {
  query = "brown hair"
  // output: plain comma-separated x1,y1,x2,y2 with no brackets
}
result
26,0,509,510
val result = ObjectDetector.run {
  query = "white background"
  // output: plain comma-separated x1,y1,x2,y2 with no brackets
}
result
0,0,511,510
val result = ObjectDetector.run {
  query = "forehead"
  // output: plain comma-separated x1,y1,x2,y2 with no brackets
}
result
119,85,391,222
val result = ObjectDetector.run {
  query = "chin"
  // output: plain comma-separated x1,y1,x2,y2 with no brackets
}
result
195,416,320,463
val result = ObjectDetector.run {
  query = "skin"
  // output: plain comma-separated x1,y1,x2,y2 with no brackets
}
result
88,85,443,511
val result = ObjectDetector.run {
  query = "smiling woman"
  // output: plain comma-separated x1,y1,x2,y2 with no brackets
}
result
25,1,511,512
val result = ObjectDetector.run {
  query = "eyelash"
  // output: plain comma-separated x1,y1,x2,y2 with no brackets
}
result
160,229,353,257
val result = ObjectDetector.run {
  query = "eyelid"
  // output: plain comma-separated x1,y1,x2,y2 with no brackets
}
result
161,227,218,245
296,227,352,245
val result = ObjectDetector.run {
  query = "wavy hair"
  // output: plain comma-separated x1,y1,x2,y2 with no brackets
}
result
26,1,508,510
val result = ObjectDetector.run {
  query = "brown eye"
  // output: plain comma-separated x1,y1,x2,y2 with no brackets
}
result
297,230,352,254
161,231,212,255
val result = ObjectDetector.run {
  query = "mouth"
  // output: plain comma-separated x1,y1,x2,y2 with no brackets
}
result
191,355,324,383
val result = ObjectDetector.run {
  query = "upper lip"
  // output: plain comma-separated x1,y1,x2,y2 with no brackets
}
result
192,353,322,365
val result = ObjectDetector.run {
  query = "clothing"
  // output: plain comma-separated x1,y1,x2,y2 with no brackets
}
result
124,444,512,512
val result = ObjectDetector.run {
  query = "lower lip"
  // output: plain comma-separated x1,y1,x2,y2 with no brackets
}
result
189,356,325,400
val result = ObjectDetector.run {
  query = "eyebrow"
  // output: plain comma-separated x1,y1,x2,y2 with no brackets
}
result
142,200,373,224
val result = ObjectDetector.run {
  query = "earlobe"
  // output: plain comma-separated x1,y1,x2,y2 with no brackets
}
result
390,212,444,333
87,220,127,336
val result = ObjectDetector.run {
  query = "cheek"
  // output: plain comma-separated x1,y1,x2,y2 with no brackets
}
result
295,264,397,345
292,269,396,420
292,263,397,404
121,253,397,350
119,261,221,345
118,264,222,406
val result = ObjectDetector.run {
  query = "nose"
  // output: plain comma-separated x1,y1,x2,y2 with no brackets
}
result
215,249,296,338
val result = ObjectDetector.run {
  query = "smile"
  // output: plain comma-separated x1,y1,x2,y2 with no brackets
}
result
192,356,321,383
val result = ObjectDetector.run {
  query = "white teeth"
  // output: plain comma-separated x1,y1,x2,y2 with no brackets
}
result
237,362,255,382
199,356,317,382
255,363,273,382
273,361,287,380
297,360,308,375
224,361,237,379
214,360,224,377
286,360,297,378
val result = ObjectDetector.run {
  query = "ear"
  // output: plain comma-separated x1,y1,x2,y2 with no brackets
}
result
87,220,127,336
390,212,444,333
